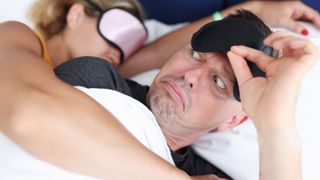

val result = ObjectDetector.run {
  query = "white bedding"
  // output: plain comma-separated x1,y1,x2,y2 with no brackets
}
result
0,134,98,180
1,1,320,179
75,87,174,165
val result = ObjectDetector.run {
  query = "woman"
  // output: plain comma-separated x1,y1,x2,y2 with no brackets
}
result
28,0,147,67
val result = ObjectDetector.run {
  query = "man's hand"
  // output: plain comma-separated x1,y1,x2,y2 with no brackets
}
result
227,30,319,180
227,31,319,135
250,1,320,35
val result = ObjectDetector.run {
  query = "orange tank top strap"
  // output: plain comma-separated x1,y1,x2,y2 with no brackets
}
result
34,32,55,68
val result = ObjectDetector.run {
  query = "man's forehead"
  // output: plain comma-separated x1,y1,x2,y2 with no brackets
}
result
206,52,236,81
185,44,236,81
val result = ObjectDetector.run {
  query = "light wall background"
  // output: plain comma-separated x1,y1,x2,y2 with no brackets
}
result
0,0,35,26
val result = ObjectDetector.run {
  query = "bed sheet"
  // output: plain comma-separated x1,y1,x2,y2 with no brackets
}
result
0,134,98,180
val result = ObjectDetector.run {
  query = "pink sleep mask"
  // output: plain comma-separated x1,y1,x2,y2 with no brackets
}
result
85,0,148,63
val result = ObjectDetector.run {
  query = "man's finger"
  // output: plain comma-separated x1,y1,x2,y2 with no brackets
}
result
268,36,299,50
230,46,273,72
273,38,319,57
264,31,293,46
227,51,252,87
288,39,320,64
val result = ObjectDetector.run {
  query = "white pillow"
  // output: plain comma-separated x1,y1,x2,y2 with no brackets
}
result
0,133,99,180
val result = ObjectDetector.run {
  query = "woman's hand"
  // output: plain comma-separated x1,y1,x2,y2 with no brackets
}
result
248,1,320,35
227,31,319,135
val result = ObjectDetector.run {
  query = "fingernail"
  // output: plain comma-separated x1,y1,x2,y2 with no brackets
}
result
232,45,241,49
301,28,309,36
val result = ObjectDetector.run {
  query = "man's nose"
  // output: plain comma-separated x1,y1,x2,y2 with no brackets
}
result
183,65,206,89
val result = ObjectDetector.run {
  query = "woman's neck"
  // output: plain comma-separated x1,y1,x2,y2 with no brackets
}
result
46,33,71,67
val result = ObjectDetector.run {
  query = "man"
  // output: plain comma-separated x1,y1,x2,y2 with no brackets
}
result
54,10,270,178
52,9,312,179
0,10,318,180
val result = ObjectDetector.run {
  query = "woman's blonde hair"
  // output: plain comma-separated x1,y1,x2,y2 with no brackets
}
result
29,0,144,39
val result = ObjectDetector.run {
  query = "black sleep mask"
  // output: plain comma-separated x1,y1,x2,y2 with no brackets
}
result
191,18,277,102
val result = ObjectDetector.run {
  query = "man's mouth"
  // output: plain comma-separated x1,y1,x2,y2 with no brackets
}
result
164,80,187,111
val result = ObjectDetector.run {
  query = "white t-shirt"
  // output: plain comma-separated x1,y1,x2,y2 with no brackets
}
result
75,87,174,165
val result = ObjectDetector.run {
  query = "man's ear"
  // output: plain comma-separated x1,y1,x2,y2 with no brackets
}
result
216,115,248,131
66,3,86,29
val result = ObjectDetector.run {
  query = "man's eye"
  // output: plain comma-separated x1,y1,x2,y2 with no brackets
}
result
213,75,226,89
191,50,201,60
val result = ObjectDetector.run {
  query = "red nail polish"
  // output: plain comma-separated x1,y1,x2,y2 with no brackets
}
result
301,29,309,36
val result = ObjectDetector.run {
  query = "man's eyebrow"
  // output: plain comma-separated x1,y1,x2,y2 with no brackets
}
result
193,50,207,61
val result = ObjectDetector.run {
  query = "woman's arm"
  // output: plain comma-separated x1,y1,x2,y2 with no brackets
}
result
0,21,189,180
119,1,320,78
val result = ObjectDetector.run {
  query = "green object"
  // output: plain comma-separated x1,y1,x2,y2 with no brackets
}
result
212,11,223,21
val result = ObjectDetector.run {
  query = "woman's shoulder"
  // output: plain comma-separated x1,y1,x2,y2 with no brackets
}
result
0,21,35,36
0,21,42,56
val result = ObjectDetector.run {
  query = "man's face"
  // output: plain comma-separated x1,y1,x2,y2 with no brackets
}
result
148,44,245,137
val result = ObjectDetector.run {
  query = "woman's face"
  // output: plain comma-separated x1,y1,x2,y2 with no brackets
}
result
70,16,121,67
65,2,142,67
65,4,123,67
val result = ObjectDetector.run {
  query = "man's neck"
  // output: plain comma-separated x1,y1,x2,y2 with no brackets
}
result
163,132,200,151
